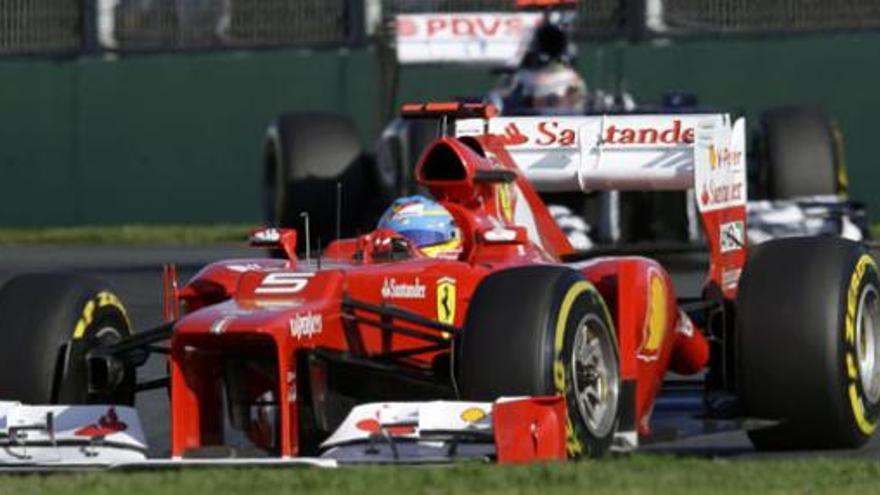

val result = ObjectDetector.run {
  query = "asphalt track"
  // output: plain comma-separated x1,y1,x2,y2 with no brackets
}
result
0,244,879,460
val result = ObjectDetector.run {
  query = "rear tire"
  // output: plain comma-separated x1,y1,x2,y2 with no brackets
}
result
758,107,842,199
375,118,439,196
457,266,620,458
264,113,386,245
0,273,134,405
737,237,880,449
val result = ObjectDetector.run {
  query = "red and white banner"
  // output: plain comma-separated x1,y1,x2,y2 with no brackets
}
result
457,114,733,192
395,13,542,65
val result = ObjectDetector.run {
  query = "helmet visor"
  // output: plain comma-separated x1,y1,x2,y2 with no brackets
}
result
399,229,450,248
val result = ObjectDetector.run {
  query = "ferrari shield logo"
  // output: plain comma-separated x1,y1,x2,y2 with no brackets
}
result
436,277,456,325
496,183,514,222
638,269,668,361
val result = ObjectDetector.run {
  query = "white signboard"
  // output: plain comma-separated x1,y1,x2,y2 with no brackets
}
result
395,13,542,65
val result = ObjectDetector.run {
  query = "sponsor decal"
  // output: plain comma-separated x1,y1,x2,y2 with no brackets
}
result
397,13,537,39
355,418,416,436
720,221,745,253
498,121,576,147
722,268,742,291
483,227,518,242
289,311,322,340
696,134,747,212
225,263,264,273
638,270,668,362
75,407,127,437
499,122,529,145
700,181,745,209
676,310,695,338
389,200,425,219
460,407,488,425
381,277,427,299
395,13,542,64
252,299,302,309
708,144,743,170
496,182,515,222
436,277,457,325
256,272,315,295
496,118,695,149
535,121,577,146
604,119,694,146
250,228,280,243
210,315,235,335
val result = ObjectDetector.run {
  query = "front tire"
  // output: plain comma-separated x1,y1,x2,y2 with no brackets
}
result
457,266,620,458
0,273,135,405
737,237,880,449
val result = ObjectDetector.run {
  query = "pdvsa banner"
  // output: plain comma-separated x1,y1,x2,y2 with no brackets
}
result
395,13,542,65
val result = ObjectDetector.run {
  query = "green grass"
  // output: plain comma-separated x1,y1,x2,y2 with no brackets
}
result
0,225,252,246
1,455,878,495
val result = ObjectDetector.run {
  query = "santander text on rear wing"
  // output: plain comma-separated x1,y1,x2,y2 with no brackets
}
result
456,114,746,209
456,113,748,297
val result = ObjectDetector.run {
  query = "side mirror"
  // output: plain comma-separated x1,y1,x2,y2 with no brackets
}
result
480,225,528,244
249,227,298,260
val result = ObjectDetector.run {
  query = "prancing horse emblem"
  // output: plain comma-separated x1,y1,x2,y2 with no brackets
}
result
436,277,456,325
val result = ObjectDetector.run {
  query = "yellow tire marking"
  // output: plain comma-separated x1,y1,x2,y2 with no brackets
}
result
850,384,877,435
554,282,589,354
552,280,615,458
847,352,858,380
846,255,878,435
72,291,129,339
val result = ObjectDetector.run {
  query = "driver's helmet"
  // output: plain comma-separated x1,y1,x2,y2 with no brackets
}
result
377,195,462,259
493,62,588,115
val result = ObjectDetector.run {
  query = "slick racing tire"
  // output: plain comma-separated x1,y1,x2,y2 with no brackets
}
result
737,237,880,449
263,113,384,245
0,273,135,405
457,266,620,458
758,106,844,199
375,117,439,195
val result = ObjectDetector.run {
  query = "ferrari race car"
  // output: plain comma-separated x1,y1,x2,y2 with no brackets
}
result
0,103,878,469
262,2,868,251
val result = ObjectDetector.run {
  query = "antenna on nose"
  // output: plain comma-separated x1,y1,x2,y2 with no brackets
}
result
336,182,342,241
300,211,311,266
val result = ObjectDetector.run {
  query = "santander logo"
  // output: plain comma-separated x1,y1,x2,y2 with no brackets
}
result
494,119,695,148
498,121,576,147
604,119,694,145
75,407,128,437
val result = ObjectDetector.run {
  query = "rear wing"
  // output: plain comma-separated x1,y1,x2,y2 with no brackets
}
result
455,112,748,297
455,114,745,202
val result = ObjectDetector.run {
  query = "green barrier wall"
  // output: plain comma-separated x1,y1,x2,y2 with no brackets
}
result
0,49,380,225
1,32,879,226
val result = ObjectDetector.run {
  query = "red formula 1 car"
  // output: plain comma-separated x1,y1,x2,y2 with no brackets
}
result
0,103,878,467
